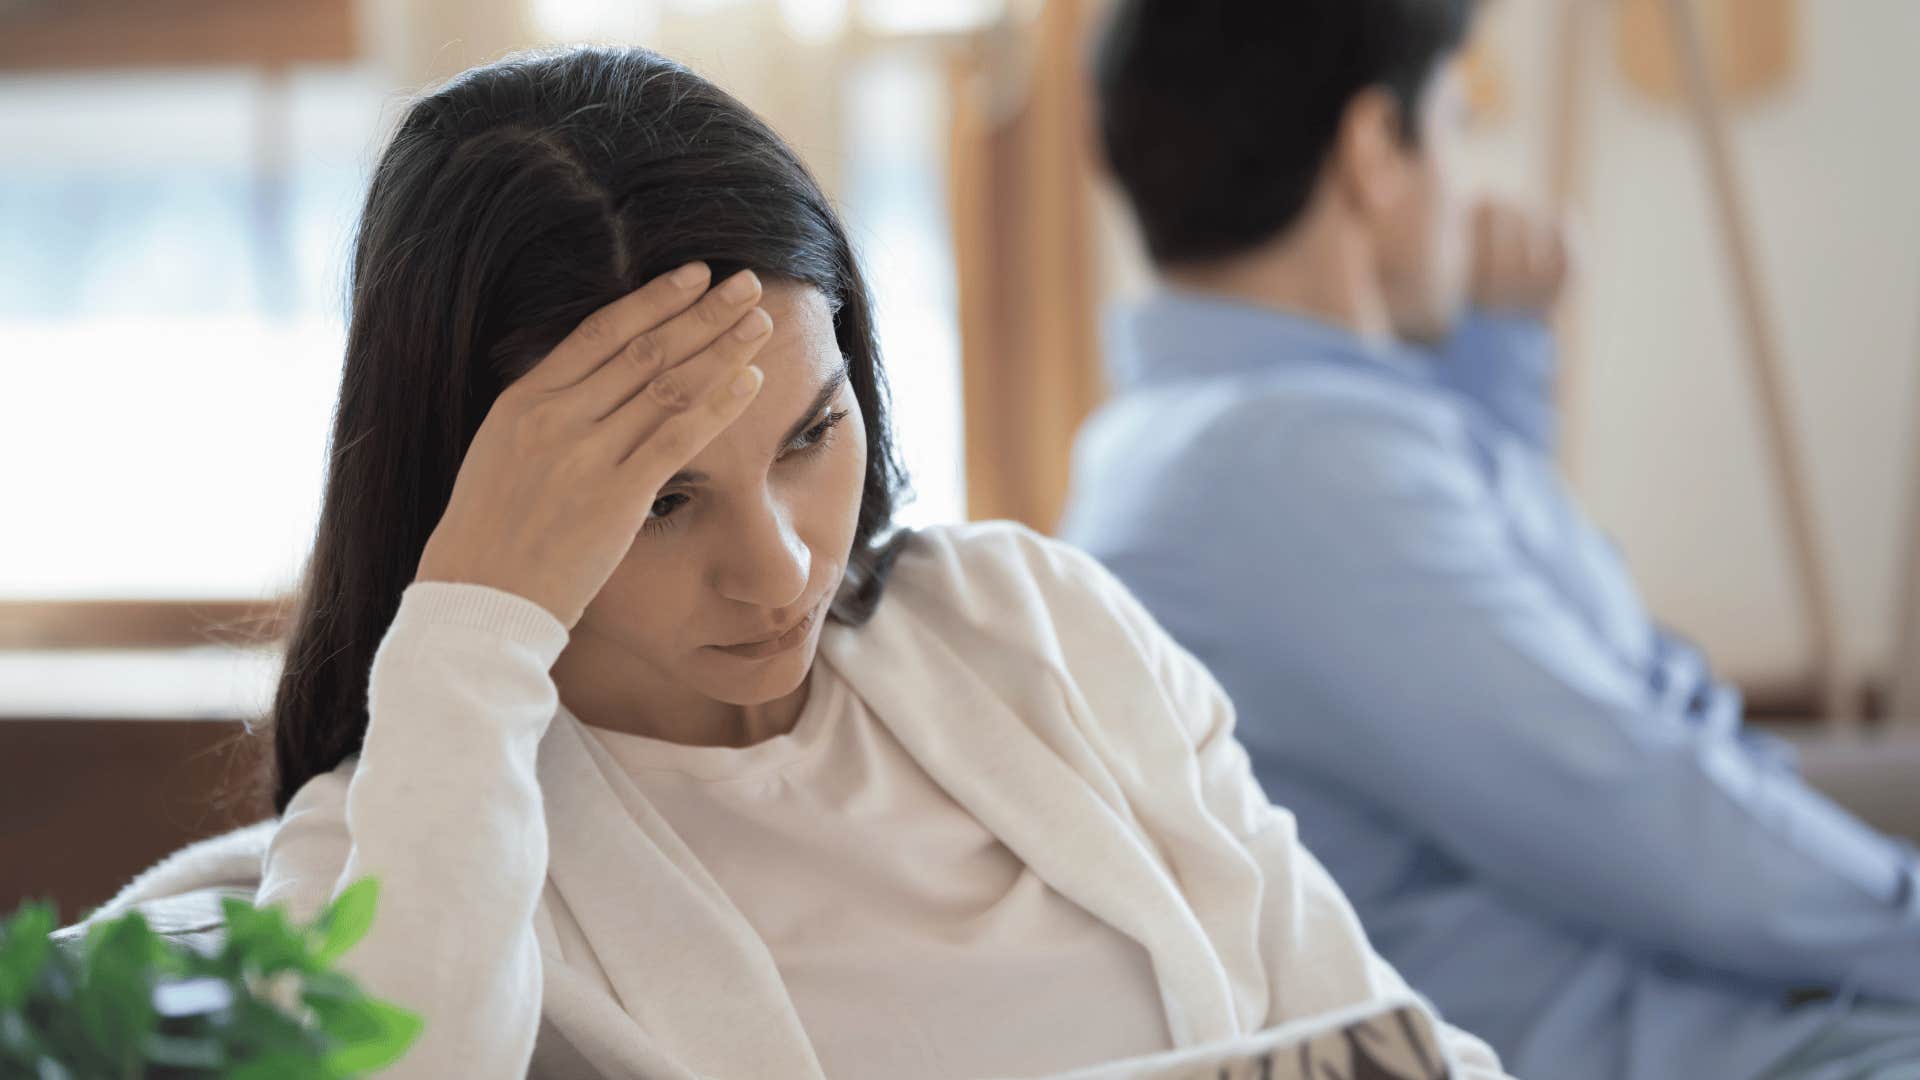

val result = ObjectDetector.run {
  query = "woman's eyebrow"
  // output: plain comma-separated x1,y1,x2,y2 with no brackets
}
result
777,361,851,447
658,361,853,487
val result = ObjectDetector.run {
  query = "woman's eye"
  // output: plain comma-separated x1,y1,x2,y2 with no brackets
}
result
788,409,848,456
642,493,689,532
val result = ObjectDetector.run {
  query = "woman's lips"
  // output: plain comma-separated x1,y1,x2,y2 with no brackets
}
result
710,601,821,660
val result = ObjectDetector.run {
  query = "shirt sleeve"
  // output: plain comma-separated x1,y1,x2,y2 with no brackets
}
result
1203,403,1920,1002
1426,311,1559,454
255,581,570,1079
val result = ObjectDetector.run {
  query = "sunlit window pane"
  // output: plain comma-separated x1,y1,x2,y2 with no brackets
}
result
0,68,379,600
859,0,1003,35
841,49,966,527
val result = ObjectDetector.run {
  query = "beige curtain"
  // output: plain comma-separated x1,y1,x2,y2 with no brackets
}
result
947,0,1103,532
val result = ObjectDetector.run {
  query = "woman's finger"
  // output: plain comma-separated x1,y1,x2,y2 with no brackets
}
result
618,364,766,492
571,269,765,419
598,305,774,460
515,261,713,393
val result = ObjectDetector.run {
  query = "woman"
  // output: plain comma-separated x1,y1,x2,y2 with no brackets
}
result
256,45,1508,1080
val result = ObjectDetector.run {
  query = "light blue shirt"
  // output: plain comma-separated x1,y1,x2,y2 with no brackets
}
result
1059,292,1920,1080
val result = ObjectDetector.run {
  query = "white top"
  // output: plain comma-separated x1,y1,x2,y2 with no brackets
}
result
585,657,1173,1079
254,520,1509,1080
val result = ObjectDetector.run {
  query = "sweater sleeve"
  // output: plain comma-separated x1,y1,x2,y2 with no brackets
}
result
255,581,570,1079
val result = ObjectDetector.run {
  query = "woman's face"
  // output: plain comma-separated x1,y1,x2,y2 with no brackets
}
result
571,280,868,709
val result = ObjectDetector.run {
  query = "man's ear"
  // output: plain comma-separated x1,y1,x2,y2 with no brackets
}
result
1330,86,1411,223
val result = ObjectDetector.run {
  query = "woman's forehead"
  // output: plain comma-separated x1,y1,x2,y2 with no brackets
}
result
752,282,841,395
687,280,848,466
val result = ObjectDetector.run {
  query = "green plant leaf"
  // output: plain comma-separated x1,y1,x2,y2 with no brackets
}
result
1,1005,40,1060
228,1048,332,1080
219,896,261,940
314,997,423,1077
3,879,420,1078
303,992,382,1046
0,901,57,1010
75,913,160,1065
142,1029,226,1068
297,970,359,1007
311,879,379,967
223,991,329,1060
247,907,316,977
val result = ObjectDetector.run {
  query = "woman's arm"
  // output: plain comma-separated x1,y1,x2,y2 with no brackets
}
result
1182,648,1508,1078
1085,556,1513,1080
256,580,569,1079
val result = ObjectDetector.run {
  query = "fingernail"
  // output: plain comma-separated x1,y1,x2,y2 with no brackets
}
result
670,261,708,288
730,364,763,398
720,270,760,302
732,308,772,341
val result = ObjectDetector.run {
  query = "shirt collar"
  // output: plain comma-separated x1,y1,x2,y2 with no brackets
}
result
1105,288,1433,392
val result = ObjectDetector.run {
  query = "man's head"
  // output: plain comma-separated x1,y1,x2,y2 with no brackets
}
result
1095,0,1479,340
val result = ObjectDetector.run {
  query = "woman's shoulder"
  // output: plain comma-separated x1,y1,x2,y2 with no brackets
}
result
887,521,1227,747
879,518,1136,634
888,520,1134,619
281,754,361,815
884,521,1181,686
256,755,361,920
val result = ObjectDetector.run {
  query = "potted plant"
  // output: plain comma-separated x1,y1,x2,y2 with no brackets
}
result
0,879,421,1078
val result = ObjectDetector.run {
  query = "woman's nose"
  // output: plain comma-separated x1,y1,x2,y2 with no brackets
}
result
713,497,811,611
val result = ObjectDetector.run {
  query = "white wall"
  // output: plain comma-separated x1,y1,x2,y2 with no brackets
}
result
1477,0,1920,691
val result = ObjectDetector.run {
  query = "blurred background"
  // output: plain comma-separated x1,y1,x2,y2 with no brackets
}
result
4,0,1919,916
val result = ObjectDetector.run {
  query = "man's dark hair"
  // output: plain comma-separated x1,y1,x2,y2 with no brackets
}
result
1094,0,1477,266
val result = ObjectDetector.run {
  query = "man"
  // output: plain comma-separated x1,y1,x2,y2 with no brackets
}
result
1059,3,1920,1078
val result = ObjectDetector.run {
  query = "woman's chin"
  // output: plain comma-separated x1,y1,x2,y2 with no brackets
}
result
695,642,818,706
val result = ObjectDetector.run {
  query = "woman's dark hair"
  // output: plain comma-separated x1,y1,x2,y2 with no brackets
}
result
1094,0,1477,266
266,45,909,813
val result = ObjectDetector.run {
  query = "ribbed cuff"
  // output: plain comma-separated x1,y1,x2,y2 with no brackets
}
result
394,580,571,665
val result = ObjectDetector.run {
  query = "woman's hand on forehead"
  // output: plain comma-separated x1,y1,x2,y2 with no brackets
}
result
414,262,776,629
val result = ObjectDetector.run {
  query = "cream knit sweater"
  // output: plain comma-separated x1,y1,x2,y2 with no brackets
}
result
252,522,1509,1079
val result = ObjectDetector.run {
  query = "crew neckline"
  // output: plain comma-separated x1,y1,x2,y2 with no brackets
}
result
580,657,845,783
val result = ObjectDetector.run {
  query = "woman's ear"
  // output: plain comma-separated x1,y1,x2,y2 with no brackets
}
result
1330,86,1413,225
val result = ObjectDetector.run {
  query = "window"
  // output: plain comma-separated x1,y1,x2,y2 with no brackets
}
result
0,7,973,712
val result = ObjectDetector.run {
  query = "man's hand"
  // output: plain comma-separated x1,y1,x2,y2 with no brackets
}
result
1469,200,1574,315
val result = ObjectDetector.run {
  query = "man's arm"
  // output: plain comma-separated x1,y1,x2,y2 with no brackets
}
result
1427,200,1571,453
1429,311,1558,453
1188,403,1920,1002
